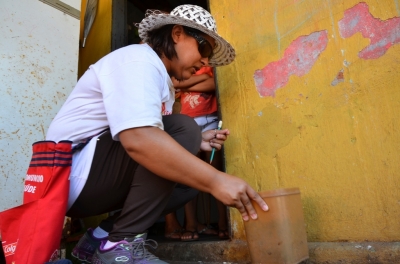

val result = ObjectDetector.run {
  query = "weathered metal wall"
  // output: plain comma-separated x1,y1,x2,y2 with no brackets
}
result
210,0,400,242
0,0,80,211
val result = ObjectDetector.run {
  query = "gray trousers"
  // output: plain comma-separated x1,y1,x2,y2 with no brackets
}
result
67,114,202,241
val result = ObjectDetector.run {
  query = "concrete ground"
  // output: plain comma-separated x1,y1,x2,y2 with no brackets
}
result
155,240,400,264
66,229,400,263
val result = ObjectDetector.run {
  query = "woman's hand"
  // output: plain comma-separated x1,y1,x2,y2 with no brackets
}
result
211,172,269,221
200,128,230,152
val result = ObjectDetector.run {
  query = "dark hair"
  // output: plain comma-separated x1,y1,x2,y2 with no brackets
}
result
147,24,177,60
146,25,206,60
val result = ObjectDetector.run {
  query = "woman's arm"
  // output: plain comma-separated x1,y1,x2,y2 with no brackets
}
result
119,127,268,221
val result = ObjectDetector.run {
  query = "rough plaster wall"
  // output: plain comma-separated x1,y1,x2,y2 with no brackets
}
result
210,0,400,242
0,0,80,211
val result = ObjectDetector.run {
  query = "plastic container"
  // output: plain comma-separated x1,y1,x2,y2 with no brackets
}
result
243,188,309,264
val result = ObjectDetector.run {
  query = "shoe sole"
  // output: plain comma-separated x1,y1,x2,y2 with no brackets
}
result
71,251,92,263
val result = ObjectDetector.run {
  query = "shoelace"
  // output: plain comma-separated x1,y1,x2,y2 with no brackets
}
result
130,238,159,260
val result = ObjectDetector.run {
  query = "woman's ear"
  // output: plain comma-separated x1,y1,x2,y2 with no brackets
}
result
171,25,184,43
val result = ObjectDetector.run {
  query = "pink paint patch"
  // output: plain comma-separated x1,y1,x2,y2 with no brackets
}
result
338,2,400,59
254,31,328,97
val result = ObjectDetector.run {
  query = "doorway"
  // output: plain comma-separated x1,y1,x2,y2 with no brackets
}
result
111,0,209,51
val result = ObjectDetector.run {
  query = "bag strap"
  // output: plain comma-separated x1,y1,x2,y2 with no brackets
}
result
72,128,109,153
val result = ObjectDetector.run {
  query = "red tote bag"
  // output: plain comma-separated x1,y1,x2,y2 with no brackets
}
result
0,140,72,264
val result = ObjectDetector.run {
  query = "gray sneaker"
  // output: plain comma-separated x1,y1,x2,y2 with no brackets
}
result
91,235,168,264
71,228,107,263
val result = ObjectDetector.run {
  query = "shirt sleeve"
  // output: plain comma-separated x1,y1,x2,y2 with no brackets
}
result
96,61,166,140
195,66,214,77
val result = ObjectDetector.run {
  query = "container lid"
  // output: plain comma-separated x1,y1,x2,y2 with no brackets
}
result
258,188,300,198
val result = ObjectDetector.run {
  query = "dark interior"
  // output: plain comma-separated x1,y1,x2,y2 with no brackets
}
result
128,0,208,13
126,0,209,46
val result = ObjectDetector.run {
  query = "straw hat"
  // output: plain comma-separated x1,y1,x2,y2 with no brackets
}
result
137,4,235,67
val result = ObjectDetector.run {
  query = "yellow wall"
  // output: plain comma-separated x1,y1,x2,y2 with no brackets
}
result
210,0,400,242
77,0,400,243
78,0,112,77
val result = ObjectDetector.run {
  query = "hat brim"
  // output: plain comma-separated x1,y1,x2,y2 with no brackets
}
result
138,14,236,67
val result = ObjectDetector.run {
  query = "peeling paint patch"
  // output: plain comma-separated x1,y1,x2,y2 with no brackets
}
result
254,31,328,97
331,69,344,86
338,2,400,59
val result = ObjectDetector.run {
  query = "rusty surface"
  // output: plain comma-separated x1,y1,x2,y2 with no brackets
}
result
0,0,80,211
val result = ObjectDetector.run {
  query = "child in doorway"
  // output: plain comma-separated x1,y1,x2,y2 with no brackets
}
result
164,66,229,241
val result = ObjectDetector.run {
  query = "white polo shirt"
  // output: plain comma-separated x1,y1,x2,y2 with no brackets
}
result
46,44,174,209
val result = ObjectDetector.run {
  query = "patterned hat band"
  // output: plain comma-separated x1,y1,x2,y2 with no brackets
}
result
137,4,235,67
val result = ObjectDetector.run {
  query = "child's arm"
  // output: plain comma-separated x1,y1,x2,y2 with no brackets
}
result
172,74,211,89
180,77,215,93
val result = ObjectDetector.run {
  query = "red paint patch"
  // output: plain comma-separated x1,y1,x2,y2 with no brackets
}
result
338,2,400,59
331,69,344,86
254,31,328,97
